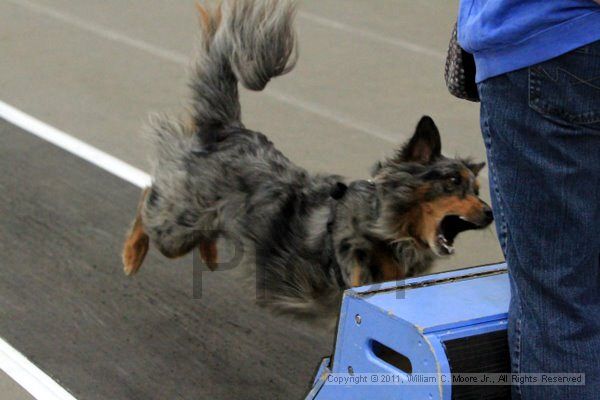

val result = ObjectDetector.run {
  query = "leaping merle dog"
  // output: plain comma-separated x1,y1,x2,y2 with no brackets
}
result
122,0,493,324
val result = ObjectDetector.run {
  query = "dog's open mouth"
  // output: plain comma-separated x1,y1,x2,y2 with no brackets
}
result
435,215,481,255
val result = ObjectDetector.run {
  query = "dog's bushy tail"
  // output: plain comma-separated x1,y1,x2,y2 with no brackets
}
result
146,0,298,192
191,0,298,128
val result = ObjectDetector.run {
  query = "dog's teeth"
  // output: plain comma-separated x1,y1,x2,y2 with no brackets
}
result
459,216,469,222
440,241,454,254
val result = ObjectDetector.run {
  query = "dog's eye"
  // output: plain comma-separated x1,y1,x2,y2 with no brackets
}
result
449,175,461,185
443,174,462,193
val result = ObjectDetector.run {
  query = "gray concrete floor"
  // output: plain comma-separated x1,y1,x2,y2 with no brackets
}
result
0,0,503,398
0,371,33,400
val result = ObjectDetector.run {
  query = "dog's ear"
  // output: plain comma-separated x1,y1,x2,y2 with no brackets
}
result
467,161,486,176
399,116,441,164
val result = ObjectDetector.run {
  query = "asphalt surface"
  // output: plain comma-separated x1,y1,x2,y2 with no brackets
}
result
0,1,504,399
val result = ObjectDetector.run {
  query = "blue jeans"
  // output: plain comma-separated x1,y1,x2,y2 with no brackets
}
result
478,40,600,400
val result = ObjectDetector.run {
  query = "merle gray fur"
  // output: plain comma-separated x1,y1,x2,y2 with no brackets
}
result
138,0,491,325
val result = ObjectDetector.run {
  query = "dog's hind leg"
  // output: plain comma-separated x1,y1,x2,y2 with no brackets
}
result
123,188,150,276
124,187,210,274
199,239,219,271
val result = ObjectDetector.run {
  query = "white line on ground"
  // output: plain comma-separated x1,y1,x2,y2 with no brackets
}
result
6,0,399,143
298,11,445,60
0,336,78,400
0,101,150,188
5,0,189,64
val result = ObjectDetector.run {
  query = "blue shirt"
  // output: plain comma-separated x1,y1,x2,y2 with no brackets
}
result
457,0,600,82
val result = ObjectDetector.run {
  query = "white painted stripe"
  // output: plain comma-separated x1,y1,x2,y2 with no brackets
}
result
0,336,78,400
6,0,397,143
0,101,150,188
298,11,445,60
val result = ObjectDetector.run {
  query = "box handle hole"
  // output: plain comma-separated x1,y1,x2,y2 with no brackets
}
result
370,340,413,374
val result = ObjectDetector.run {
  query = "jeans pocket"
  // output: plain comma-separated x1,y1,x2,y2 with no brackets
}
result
529,43,600,131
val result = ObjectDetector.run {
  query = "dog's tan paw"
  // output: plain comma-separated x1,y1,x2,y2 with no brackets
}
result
123,188,150,276
122,229,149,276
122,205,150,276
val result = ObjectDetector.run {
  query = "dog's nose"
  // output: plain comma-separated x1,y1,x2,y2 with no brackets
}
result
483,205,494,225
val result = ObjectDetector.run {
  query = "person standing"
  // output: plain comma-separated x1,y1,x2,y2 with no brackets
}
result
457,1,600,399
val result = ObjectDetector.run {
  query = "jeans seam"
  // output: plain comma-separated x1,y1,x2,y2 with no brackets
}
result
482,117,508,253
514,309,523,398
481,112,522,397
